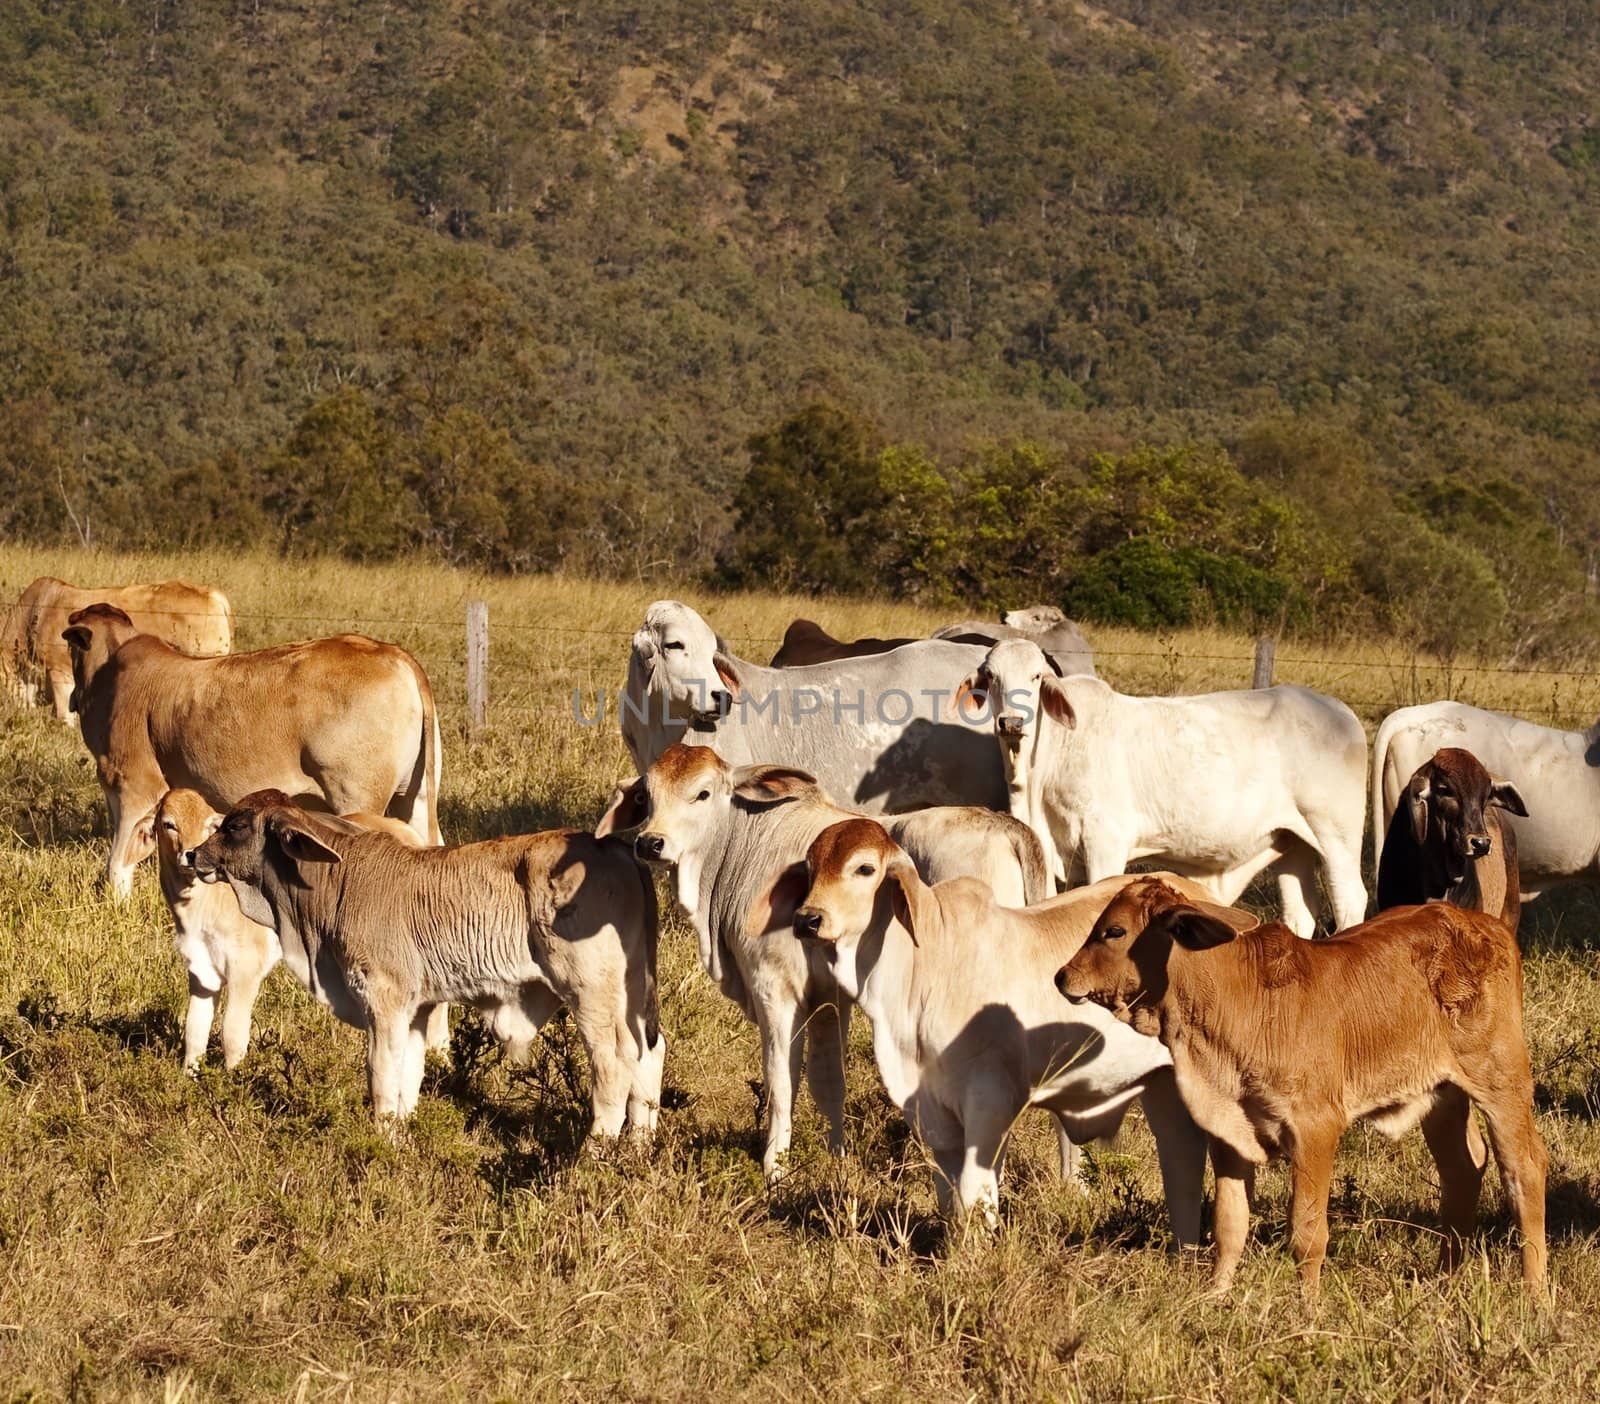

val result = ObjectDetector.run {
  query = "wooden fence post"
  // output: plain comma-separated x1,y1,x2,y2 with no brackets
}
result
466,600,489,734
1252,634,1276,689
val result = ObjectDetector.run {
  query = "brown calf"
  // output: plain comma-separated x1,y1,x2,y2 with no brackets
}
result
1057,876,1547,1296
1377,746,1527,932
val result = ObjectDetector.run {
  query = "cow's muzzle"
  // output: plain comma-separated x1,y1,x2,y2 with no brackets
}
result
793,908,823,940
1468,834,1492,859
634,833,666,863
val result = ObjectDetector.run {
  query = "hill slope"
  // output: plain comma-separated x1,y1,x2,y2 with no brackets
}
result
2,2,1597,640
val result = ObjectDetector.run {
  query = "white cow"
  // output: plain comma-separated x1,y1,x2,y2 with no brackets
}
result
596,744,1059,1183
621,600,1006,811
792,816,1216,1241
967,639,1368,935
1373,701,1600,898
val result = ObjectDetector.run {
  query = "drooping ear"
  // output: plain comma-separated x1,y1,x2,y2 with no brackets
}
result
132,804,160,860
1488,780,1528,818
1040,677,1075,726
1166,906,1239,951
732,765,817,806
62,624,93,654
756,861,812,934
269,815,343,866
712,651,742,700
595,777,650,837
950,668,988,721
883,855,931,945
1405,772,1432,845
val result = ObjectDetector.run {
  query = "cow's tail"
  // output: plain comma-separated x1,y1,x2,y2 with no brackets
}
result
1013,821,1051,905
405,654,443,845
1369,708,1407,873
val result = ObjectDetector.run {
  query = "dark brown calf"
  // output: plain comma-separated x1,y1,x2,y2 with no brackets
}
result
1057,876,1547,1297
1377,746,1527,931
768,619,918,668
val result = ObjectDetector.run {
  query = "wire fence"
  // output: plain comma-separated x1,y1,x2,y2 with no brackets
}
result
9,586,1600,725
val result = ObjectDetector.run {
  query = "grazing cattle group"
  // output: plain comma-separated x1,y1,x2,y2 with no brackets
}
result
5,571,1572,1300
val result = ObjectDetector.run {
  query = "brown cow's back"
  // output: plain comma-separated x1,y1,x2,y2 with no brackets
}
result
4,575,231,719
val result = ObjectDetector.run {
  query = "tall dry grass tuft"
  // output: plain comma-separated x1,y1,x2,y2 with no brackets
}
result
2,544,1599,1399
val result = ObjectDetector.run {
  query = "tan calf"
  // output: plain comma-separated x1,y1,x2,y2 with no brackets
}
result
1058,877,1548,1296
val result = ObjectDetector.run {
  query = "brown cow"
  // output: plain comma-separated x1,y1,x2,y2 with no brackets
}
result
767,619,921,668
1057,877,1547,1297
64,604,441,899
2,575,231,720
1376,747,1526,932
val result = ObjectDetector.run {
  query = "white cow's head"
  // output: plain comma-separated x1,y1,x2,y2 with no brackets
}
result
1001,604,1066,633
596,743,819,866
631,600,741,726
958,639,1072,753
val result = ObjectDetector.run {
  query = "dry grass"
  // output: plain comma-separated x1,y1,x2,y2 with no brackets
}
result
2,544,1599,1401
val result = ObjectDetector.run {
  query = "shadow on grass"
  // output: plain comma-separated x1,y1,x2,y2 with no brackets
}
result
438,794,593,845
12,986,177,1058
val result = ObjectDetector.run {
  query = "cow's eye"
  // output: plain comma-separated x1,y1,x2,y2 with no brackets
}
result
1103,924,1126,941
662,640,685,652
856,863,875,877
1434,783,1451,797
694,789,710,802
162,820,177,833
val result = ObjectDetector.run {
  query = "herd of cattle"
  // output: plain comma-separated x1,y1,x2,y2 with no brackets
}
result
5,573,1581,1297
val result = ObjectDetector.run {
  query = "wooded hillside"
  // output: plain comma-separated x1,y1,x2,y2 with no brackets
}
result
3,2,1597,652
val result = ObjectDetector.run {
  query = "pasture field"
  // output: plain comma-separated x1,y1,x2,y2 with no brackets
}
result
2,544,1599,1401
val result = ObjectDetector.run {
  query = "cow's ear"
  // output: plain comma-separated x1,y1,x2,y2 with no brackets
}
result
1042,651,1065,679
1489,780,1528,818
732,765,817,806
595,778,649,837
132,804,160,860
1168,906,1239,951
1040,677,1075,726
62,624,93,654
757,861,812,933
712,652,742,699
1405,772,1432,845
270,816,342,865
950,669,987,721
883,855,929,945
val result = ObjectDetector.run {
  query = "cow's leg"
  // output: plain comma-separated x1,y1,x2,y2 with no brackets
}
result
627,1028,667,1140
910,1098,966,1218
1053,1115,1085,1188
47,666,74,723
1274,839,1320,939
423,1003,450,1058
1303,816,1368,932
1080,833,1131,885
803,997,850,1157
105,781,160,901
1287,1123,1339,1295
218,952,273,1071
182,972,218,1075
571,992,633,1140
1419,1085,1486,1272
757,999,805,1183
1473,1084,1549,1290
956,1085,1020,1226
1208,1140,1254,1294
367,1009,410,1121
930,1142,965,1218
396,1004,436,1118
1140,1068,1208,1250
